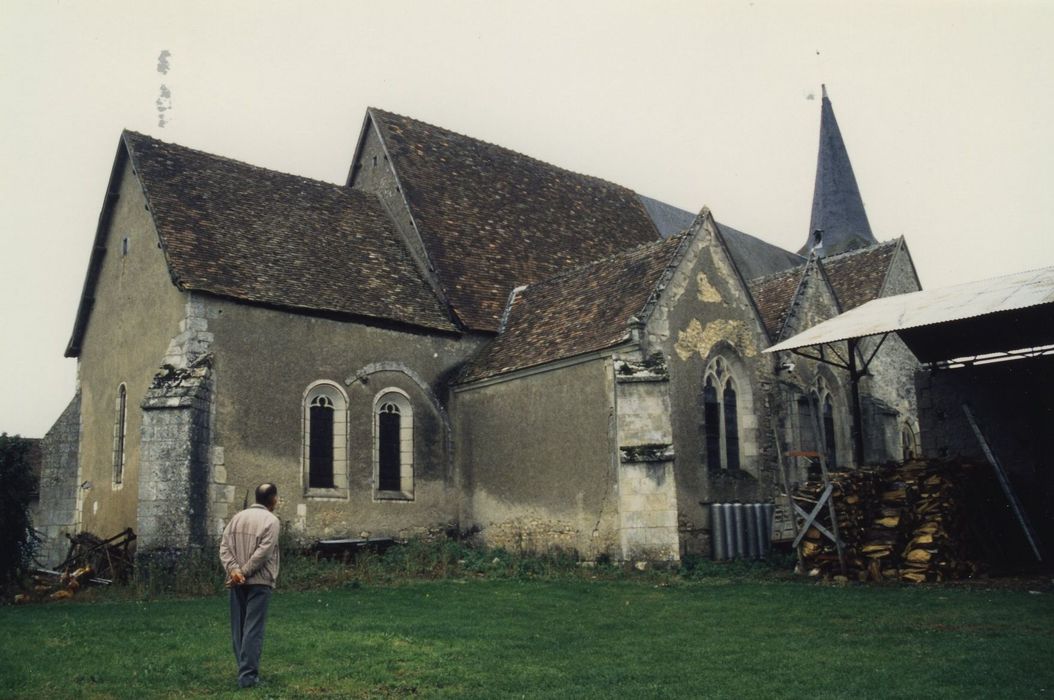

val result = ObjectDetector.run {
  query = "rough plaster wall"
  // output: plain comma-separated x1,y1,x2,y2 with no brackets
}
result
614,361,679,561
36,395,82,565
916,356,1054,552
205,296,482,542
644,221,777,556
71,161,187,541
454,358,621,558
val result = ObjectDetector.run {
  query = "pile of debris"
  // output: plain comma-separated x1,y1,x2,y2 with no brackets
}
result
15,528,136,603
793,459,1000,583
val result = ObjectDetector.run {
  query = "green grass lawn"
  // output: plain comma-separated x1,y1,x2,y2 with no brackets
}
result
1,578,1051,699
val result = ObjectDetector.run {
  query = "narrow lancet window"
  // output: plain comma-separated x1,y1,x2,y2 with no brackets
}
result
113,384,127,485
378,403,401,491
309,395,335,488
823,394,838,469
723,382,740,471
704,377,721,471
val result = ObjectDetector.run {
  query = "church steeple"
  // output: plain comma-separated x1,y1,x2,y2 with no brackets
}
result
799,85,877,257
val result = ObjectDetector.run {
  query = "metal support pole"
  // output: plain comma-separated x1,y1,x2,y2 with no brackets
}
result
847,338,866,466
963,404,1043,562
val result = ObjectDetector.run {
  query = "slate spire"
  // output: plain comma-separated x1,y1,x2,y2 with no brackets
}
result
799,85,877,256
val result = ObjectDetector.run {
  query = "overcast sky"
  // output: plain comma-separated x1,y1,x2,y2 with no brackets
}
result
2,1,1052,437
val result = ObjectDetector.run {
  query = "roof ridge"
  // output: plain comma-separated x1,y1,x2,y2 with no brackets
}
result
749,262,808,286
821,238,899,263
368,108,643,197
122,129,353,194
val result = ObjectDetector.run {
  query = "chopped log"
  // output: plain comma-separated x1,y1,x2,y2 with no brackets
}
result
790,458,1003,583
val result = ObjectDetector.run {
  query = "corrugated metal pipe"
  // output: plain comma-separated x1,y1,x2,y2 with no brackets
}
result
709,503,775,560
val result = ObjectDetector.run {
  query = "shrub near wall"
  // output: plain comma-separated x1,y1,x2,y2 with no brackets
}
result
0,434,37,589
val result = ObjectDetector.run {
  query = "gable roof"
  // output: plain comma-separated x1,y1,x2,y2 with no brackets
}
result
67,131,456,355
748,266,806,340
364,109,661,332
819,239,900,311
459,234,687,383
638,195,805,280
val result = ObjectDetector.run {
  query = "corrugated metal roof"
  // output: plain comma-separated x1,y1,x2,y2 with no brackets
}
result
766,266,1054,355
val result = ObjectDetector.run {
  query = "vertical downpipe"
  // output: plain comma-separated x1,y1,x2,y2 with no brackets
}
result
723,504,736,560
732,504,746,559
759,503,774,557
744,504,759,559
711,504,726,561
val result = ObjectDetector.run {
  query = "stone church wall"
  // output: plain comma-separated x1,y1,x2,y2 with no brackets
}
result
613,356,679,561
774,264,855,475
453,357,622,559
36,394,82,565
204,296,483,542
71,160,188,543
643,221,778,556
856,246,922,462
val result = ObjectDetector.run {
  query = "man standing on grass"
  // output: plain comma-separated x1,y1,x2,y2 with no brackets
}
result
219,482,281,689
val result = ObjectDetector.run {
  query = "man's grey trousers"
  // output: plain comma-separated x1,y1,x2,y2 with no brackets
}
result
229,584,273,688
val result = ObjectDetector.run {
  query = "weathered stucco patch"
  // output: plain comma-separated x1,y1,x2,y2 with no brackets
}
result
696,272,723,303
674,318,757,361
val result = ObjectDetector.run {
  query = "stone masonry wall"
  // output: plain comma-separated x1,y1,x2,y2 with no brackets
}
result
614,356,679,561
36,394,82,565
136,359,213,551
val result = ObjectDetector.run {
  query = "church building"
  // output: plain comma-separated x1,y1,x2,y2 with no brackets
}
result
36,88,921,563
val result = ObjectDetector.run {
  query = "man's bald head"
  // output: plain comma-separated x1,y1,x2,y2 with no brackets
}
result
255,483,278,508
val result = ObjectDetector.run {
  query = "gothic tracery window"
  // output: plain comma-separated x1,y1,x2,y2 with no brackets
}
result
703,357,743,471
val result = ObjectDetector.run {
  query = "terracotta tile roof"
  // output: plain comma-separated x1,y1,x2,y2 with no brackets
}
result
460,235,686,383
748,267,805,341
820,240,899,311
369,109,660,331
123,131,456,332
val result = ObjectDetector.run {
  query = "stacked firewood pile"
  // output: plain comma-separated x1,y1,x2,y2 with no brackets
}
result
14,528,136,603
793,459,992,583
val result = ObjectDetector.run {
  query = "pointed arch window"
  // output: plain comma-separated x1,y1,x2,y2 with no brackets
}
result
704,377,721,471
374,389,413,500
112,384,127,486
799,376,844,470
303,382,348,498
901,424,917,462
703,357,744,471
723,382,740,471
822,394,838,469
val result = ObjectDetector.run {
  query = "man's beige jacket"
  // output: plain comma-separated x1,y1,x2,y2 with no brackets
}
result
219,504,281,587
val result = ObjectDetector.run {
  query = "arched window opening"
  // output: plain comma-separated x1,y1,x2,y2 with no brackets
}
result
309,395,335,488
704,377,721,471
374,390,413,499
703,355,749,472
378,402,402,491
303,382,348,497
822,394,838,469
723,381,740,471
113,384,127,485
901,425,917,462
798,396,817,453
